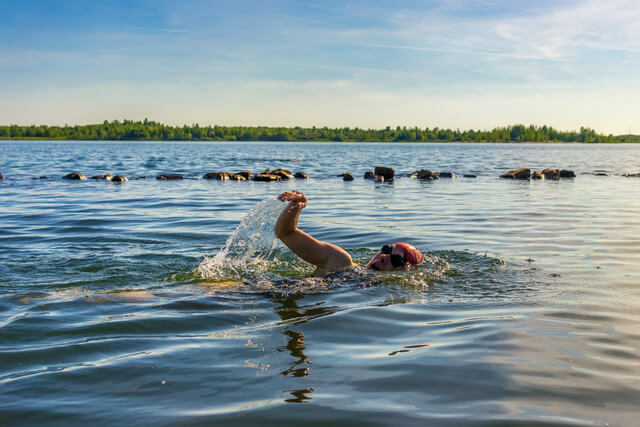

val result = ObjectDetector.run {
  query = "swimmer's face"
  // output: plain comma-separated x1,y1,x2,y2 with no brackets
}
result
367,244,406,271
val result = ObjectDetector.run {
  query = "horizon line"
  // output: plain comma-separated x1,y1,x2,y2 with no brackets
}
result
1,119,635,136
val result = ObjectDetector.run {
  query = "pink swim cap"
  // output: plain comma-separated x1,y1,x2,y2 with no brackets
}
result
395,243,424,265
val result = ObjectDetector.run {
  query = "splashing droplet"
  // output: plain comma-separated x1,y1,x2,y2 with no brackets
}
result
197,198,284,279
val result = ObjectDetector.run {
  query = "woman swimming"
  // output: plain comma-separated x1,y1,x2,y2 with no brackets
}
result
275,191,424,276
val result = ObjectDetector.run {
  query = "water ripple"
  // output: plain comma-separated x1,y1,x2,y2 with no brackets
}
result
2,141,640,425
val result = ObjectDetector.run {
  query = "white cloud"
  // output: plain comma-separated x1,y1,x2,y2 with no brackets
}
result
384,0,640,60
491,0,640,58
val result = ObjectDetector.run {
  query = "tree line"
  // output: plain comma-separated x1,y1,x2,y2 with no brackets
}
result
1,119,637,143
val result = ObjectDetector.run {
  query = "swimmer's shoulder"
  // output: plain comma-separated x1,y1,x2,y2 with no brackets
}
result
313,243,354,276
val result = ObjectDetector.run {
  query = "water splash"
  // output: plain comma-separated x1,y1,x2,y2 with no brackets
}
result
195,196,456,292
197,198,285,280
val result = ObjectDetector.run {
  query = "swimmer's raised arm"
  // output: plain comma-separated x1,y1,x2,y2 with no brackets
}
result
275,191,354,276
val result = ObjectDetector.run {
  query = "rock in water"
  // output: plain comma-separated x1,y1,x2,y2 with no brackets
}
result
463,174,477,178
374,166,394,181
439,172,457,178
500,168,530,179
63,172,87,180
156,174,184,180
91,174,113,181
559,170,576,178
411,169,439,180
253,173,282,182
340,172,354,181
294,172,309,179
112,175,128,183
532,171,545,180
271,169,293,179
235,171,252,180
228,173,247,181
0,173,4,180
203,172,230,180
364,172,384,181
541,169,559,180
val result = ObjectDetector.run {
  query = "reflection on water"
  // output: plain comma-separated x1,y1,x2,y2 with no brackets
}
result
388,343,430,356
284,387,314,404
280,329,311,378
276,296,314,379
275,296,315,402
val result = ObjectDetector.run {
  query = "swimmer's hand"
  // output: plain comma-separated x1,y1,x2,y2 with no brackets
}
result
277,191,307,210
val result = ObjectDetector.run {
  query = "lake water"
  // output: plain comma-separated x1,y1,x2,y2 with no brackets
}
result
1,141,640,426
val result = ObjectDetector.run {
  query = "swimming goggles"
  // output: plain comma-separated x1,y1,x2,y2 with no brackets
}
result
381,245,406,268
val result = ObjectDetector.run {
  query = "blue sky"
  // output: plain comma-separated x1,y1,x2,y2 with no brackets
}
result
2,0,640,134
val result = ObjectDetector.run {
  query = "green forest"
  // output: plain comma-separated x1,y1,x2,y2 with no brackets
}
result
1,119,638,143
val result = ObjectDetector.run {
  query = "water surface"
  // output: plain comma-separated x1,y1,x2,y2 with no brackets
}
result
1,141,640,425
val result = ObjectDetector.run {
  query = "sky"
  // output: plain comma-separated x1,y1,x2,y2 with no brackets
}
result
1,0,640,134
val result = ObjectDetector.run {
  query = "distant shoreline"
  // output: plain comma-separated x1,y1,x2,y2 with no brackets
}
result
1,120,638,143
0,137,618,144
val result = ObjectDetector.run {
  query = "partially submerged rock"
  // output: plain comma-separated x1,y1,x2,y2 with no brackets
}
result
411,169,439,180
64,172,87,180
559,170,576,178
112,175,128,183
253,173,281,182
463,174,477,178
32,176,48,180
374,166,394,181
541,169,559,180
271,169,293,180
91,174,113,181
228,173,246,181
235,171,252,180
363,171,385,181
340,172,354,181
439,172,457,178
532,171,545,180
203,172,230,180
0,173,4,179
156,174,184,180
294,172,309,179
500,168,530,179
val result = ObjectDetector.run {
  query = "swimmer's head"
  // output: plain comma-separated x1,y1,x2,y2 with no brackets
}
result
366,242,424,271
